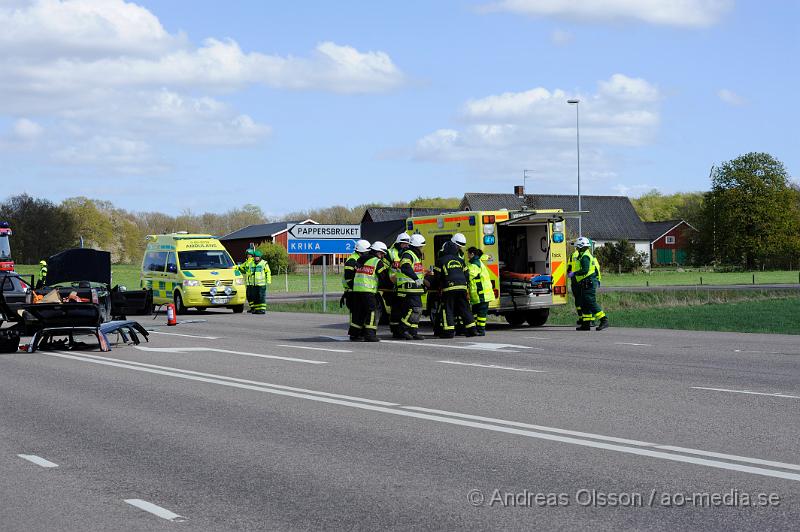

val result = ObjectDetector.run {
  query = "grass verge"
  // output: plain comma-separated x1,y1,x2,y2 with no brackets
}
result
269,290,800,335
547,290,800,335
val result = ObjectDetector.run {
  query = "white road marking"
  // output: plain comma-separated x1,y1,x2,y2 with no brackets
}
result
147,331,220,340
48,352,396,406
615,342,652,347
733,349,795,355
323,335,351,342
691,386,800,400
42,351,800,483
524,336,552,340
276,344,352,353
17,454,58,468
124,499,185,522
135,346,325,365
403,406,800,473
382,339,541,353
438,361,545,373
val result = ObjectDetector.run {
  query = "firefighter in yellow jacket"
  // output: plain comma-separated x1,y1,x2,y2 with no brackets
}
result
466,247,496,336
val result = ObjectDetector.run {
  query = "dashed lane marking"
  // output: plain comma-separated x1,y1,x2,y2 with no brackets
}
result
17,454,58,468
147,331,220,340
691,386,800,400
438,361,546,373
276,344,352,353
124,499,185,522
615,342,653,347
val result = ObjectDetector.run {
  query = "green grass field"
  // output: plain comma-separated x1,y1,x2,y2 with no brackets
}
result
15,264,800,293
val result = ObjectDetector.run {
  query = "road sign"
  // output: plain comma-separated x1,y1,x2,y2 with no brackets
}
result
287,239,357,254
287,224,360,240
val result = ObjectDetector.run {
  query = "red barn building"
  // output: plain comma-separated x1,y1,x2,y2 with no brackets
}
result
645,220,697,266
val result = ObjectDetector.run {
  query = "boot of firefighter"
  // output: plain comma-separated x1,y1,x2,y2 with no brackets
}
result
596,317,609,331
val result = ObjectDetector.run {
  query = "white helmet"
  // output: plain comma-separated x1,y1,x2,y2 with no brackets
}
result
409,234,426,248
451,233,467,247
574,237,591,249
355,239,371,253
395,233,411,244
370,241,388,254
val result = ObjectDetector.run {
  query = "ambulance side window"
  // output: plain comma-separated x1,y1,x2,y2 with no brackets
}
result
166,253,178,274
144,251,167,272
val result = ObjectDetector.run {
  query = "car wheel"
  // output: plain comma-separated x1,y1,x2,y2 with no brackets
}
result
174,292,187,315
230,305,244,314
503,312,526,327
526,308,549,327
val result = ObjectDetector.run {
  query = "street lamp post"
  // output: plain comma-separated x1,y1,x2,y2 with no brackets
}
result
567,99,582,237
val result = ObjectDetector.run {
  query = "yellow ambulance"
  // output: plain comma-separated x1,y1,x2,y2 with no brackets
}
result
406,210,574,326
140,233,246,313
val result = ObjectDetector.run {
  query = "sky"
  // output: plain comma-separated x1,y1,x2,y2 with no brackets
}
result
1,0,797,216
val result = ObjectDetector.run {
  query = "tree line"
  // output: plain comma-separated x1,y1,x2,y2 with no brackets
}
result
629,152,800,270
0,194,459,264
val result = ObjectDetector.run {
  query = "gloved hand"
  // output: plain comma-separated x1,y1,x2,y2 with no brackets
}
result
414,278,424,287
597,281,601,287
567,271,575,279
339,293,347,308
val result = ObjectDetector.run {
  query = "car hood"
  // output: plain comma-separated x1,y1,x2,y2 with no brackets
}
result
47,248,111,286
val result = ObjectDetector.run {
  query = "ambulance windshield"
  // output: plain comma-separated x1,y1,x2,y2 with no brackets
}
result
178,250,234,270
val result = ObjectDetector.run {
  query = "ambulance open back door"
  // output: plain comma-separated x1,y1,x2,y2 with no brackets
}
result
494,211,584,326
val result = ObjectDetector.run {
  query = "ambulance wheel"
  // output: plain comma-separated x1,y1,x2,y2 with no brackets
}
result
504,312,526,327
0,336,20,353
231,305,244,313
173,292,187,315
526,308,549,327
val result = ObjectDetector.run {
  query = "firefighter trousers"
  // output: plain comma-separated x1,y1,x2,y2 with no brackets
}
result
439,289,476,338
393,292,422,337
349,292,379,340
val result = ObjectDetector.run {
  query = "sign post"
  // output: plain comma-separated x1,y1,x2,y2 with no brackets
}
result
287,224,361,308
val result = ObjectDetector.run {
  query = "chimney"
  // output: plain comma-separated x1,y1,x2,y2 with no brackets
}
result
514,185,524,197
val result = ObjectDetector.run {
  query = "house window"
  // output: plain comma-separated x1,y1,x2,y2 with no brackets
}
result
665,236,676,244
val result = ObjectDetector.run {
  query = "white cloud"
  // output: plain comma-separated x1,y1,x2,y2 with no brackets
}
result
550,29,573,45
52,135,169,175
414,74,661,185
0,0,404,174
482,0,732,28
12,118,43,140
717,88,746,106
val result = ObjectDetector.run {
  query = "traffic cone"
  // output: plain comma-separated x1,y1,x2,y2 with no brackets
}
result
166,303,177,326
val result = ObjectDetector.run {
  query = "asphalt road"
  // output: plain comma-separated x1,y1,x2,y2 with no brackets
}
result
1,311,798,530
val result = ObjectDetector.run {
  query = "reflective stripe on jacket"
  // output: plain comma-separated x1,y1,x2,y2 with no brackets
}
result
574,250,597,282
252,261,271,287
353,257,381,293
396,250,424,293
468,259,496,305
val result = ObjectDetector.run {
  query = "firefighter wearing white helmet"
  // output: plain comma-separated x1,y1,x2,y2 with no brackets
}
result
342,239,371,334
567,237,608,331
383,233,411,333
451,233,467,257
349,241,391,342
391,233,427,340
